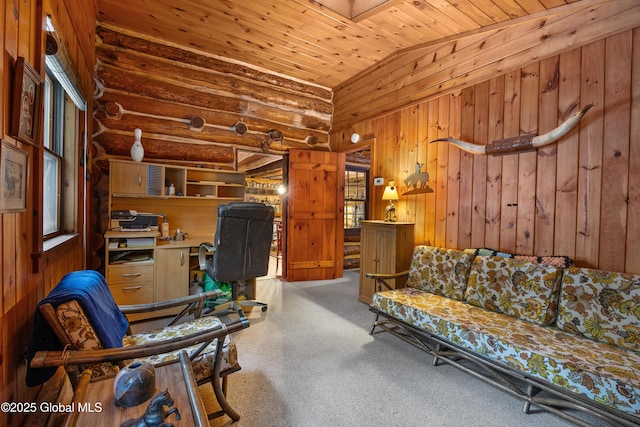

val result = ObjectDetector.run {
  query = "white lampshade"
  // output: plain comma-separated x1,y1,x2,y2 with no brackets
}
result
382,181,399,201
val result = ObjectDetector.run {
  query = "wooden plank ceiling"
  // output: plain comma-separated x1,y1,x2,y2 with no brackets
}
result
96,0,579,90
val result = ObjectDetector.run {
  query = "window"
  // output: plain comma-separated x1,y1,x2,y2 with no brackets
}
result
41,17,88,248
42,62,86,244
344,168,368,229
42,70,79,239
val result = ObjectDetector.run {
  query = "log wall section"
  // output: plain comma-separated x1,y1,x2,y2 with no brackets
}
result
333,27,640,273
93,24,333,161
1,1,95,426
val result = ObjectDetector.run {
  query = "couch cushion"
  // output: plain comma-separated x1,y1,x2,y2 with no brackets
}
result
372,288,640,418
464,256,563,325
557,267,640,353
123,316,239,379
405,246,475,301
57,300,239,380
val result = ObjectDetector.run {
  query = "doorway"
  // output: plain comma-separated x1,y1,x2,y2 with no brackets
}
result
237,150,284,276
343,147,371,270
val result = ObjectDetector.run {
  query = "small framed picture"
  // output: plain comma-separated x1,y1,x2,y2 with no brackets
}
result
10,56,43,146
0,141,29,213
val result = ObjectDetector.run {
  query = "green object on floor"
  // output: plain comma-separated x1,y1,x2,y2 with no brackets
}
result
203,273,232,307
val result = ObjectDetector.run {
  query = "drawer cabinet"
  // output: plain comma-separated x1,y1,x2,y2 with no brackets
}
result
358,221,414,304
106,263,155,321
104,231,197,320
108,281,154,306
106,264,154,285
105,231,157,321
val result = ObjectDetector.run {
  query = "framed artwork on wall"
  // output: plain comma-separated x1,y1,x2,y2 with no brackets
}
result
10,56,43,146
0,141,30,213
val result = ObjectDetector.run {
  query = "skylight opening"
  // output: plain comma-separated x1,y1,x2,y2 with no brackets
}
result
312,0,397,22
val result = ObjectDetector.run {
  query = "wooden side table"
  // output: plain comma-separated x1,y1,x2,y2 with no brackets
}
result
69,351,208,426
359,221,415,304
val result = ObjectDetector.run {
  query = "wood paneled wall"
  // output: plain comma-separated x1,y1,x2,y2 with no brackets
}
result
333,28,640,274
332,0,640,136
1,1,96,426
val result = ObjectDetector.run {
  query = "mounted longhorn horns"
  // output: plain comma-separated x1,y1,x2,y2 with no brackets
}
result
431,104,594,155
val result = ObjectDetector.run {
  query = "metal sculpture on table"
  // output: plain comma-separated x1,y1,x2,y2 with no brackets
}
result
431,104,593,155
120,389,181,427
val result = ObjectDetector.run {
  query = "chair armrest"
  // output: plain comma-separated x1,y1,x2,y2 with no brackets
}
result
30,315,250,369
365,270,409,292
118,289,222,314
119,289,223,326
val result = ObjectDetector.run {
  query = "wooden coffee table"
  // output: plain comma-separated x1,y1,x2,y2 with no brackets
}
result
70,351,208,426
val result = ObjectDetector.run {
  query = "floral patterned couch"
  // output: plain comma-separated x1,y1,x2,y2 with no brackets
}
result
368,245,640,426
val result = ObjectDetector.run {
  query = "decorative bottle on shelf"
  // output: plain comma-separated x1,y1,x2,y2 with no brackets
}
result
161,216,169,238
168,183,175,196
130,128,144,162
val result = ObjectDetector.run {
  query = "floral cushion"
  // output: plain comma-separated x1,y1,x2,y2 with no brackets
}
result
372,288,640,417
57,301,239,380
405,246,475,301
55,300,119,377
123,316,239,379
464,256,563,325
557,267,640,353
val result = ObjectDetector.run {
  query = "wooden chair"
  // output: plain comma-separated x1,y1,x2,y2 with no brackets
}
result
27,270,248,422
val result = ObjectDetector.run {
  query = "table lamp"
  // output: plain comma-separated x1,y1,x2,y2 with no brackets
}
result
382,181,399,222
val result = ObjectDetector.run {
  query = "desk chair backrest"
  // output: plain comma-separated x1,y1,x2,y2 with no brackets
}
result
208,203,275,282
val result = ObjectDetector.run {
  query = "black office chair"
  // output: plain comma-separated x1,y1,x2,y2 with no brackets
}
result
199,202,275,314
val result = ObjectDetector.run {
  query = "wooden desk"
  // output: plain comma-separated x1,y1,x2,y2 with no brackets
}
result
71,351,208,426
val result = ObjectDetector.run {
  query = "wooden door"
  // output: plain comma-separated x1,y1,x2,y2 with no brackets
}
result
154,247,189,318
285,150,344,281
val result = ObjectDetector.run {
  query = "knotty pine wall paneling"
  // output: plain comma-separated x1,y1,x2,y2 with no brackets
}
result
576,40,605,269
554,48,581,260
445,91,462,250
629,29,640,273
411,103,428,245
471,81,489,249
333,28,640,274
435,96,449,249
332,0,640,135
600,31,632,273
535,56,560,257
400,105,419,235
424,102,437,246
457,88,475,251
486,76,505,251
500,71,521,253
516,63,539,257
1,2,95,426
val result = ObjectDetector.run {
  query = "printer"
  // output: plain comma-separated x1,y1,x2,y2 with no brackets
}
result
111,210,159,230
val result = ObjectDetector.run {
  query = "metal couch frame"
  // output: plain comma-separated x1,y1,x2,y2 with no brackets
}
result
367,273,639,427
